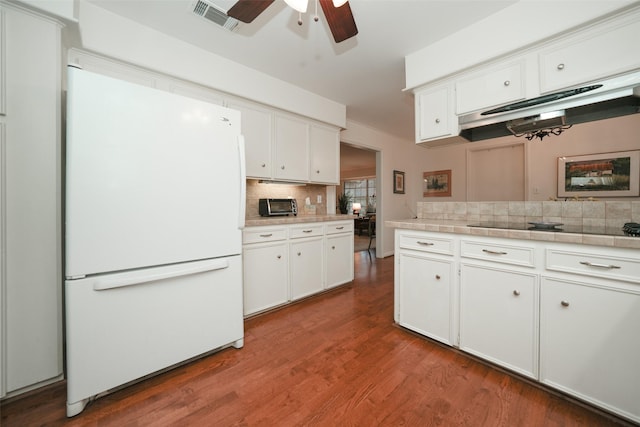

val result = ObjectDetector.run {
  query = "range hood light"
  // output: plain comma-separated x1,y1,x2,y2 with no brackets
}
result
506,110,572,141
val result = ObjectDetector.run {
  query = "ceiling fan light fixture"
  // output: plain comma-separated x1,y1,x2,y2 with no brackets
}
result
332,0,348,7
284,0,308,13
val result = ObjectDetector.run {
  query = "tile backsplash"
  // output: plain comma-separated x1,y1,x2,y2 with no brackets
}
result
246,179,329,218
417,201,640,234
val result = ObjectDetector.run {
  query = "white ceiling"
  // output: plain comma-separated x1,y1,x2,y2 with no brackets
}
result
87,0,517,141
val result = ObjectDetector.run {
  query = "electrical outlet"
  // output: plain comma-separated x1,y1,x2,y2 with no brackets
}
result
317,195,322,204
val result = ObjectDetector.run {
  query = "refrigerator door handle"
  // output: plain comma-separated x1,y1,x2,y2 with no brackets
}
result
92,259,230,291
238,135,246,230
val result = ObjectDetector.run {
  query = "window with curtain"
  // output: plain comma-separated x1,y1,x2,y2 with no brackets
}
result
343,178,376,215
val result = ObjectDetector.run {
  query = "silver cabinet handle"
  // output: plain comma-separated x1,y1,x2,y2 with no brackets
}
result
281,165,285,170
435,118,440,124
435,275,441,280
316,170,320,174
417,241,434,246
557,63,565,70
336,226,344,230
482,249,507,255
303,229,313,233
331,245,336,250
513,290,520,296
259,233,273,238
261,163,266,167
504,80,510,86
579,261,621,270
277,255,281,259
561,300,570,307
297,252,301,256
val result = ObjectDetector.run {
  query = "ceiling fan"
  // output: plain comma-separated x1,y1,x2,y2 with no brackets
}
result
227,0,358,43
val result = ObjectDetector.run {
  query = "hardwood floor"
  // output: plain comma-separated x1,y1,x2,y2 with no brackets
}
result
1,250,633,426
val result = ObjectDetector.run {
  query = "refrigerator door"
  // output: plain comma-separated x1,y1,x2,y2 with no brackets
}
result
66,68,245,278
65,256,243,415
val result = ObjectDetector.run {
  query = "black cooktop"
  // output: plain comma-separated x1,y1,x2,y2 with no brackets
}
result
467,222,633,237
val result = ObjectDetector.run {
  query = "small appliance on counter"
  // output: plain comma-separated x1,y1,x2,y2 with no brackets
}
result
259,198,298,216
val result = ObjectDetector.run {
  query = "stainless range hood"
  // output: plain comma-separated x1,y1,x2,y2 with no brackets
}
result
459,72,640,141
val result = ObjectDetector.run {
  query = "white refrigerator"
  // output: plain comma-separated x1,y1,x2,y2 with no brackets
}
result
64,67,245,417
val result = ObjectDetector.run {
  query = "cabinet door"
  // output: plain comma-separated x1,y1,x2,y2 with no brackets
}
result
243,242,288,316
460,264,538,379
274,115,309,181
290,237,324,300
3,6,62,394
456,61,525,114
309,124,339,184
398,252,454,346
538,16,640,93
325,233,354,289
540,277,640,423
416,85,454,142
227,101,272,179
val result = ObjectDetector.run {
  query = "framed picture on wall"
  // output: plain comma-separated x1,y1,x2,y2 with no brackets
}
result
558,150,640,197
423,169,451,197
393,170,405,194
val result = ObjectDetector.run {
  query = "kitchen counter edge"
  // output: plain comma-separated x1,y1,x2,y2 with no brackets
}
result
246,215,356,227
385,219,640,250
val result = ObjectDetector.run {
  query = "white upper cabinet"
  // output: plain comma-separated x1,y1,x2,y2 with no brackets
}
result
538,13,640,93
227,100,273,179
274,114,309,182
455,61,526,114
309,124,339,185
416,84,456,143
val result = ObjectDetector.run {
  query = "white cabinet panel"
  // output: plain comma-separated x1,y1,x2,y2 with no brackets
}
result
325,233,353,289
540,277,640,423
228,100,272,179
2,5,62,395
460,263,538,379
456,61,526,114
416,85,455,142
274,115,309,181
243,242,288,316
538,15,640,93
309,124,339,184
290,236,324,300
398,253,454,345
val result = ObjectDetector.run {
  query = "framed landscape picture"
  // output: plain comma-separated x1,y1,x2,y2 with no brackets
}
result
423,169,451,197
558,150,640,197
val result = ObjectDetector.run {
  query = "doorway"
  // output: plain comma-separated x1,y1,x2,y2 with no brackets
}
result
339,143,378,254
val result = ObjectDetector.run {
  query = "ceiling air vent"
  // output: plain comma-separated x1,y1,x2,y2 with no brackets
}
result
190,0,239,31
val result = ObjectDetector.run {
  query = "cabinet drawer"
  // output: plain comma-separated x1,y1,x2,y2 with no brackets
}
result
243,227,287,244
289,224,324,239
325,220,353,235
399,233,454,255
461,240,535,267
456,61,525,114
546,248,640,284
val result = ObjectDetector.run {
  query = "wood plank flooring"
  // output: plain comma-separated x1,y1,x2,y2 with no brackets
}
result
1,250,633,426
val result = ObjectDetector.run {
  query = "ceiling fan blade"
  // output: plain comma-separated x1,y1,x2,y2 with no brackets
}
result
227,0,275,23
319,0,358,43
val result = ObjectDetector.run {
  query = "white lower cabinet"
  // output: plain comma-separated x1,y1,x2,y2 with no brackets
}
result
540,276,640,423
325,233,354,289
243,220,353,315
398,253,455,345
290,236,324,300
460,264,538,379
242,242,288,316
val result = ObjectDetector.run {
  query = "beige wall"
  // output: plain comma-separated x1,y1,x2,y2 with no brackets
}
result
416,114,640,202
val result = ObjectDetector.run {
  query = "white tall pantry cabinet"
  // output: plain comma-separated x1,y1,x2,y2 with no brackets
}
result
0,4,63,397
